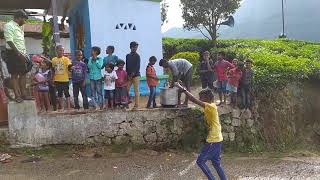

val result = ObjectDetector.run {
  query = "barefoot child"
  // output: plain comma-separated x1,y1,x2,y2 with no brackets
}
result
146,56,159,108
213,52,234,106
126,41,140,109
115,60,128,108
240,59,254,110
71,50,89,110
87,46,104,110
227,62,243,108
174,82,227,180
34,60,52,112
51,45,72,111
104,63,117,109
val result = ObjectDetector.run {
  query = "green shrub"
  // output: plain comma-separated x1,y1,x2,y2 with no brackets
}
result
163,38,320,95
171,52,201,80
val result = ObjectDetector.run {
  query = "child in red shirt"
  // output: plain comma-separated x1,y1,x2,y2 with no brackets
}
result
226,62,244,108
146,56,159,108
213,52,234,105
115,60,128,108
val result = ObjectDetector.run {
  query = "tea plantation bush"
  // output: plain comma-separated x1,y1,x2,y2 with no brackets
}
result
163,38,320,95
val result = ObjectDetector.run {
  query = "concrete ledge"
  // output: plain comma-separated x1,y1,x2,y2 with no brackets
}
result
8,101,193,147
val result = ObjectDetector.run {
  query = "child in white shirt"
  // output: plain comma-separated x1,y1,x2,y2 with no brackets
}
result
104,63,118,109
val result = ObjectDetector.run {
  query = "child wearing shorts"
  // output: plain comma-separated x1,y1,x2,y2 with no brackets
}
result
51,45,72,111
227,62,244,108
213,52,234,105
104,63,117,109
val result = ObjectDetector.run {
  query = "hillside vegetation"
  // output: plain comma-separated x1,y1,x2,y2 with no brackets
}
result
163,38,320,96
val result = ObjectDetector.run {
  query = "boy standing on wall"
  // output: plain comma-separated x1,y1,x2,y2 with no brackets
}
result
87,46,104,110
214,52,234,106
146,56,159,108
71,50,89,110
51,45,72,111
126,41,141,109
104,46,119,68
174,82,227,180
240,59,254,110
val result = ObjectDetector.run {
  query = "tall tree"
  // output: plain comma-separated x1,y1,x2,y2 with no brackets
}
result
161,0,169,26
181,0,241,46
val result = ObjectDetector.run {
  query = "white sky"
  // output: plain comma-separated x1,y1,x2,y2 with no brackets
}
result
161,0,183,32
29,1,184,33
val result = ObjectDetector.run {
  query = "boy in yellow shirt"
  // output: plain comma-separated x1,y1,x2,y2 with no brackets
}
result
175,82,227,180
51,45,72,111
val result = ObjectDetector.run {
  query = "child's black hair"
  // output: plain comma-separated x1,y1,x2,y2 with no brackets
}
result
107,46,115,53
246,59,253,63
237,61,245,68
43,60,52,68
106,63,114,70
75,50,82,55
56,45,64,51
117,59,125,66
149,56,157,62
199,88,214,102
92,46,101,55
130,41,139,48
218,51,226,57
159,59,167,67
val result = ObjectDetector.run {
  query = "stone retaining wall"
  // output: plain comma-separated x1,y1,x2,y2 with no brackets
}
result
8,101,194,147
8,101,256,148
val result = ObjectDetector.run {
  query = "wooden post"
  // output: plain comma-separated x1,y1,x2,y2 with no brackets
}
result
51,0,61,45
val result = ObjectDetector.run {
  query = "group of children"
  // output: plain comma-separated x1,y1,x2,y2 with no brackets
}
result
200,51,254,109
32,41,159,112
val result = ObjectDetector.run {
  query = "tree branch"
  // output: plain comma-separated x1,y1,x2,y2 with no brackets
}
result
197,27,211,40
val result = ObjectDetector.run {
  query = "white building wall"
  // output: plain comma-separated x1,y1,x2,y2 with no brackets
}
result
88,0,163,76
0,38,71,55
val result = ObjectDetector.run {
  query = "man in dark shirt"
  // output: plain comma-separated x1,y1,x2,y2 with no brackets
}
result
239,59,254,110
126,41,141,109
199,51,215,90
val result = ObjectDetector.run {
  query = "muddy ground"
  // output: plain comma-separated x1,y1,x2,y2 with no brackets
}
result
0,146,319,180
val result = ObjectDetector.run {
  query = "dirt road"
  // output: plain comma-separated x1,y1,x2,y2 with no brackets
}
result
1,148,319,180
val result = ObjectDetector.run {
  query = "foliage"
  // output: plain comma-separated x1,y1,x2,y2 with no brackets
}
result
171,52,201,80
41,21,55,57
163,38,320,96
0,15,42,24
178,108,208,152
180,0,241,45
160,0,169,26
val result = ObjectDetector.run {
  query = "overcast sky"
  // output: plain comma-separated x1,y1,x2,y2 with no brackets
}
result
161,0,183,32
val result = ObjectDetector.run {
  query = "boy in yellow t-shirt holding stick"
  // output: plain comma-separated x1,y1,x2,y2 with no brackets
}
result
174,82,227,180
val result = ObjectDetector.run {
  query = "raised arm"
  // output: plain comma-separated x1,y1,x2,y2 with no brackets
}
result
174,82,205,108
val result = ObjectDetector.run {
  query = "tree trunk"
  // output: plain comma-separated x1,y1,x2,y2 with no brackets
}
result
209,25,218,48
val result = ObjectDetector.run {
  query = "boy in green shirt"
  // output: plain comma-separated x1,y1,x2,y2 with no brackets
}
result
175,82,227,180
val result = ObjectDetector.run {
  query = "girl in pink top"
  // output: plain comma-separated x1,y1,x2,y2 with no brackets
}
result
226,62,244,108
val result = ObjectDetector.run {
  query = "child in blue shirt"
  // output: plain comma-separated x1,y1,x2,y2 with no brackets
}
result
103,46,119,68
87,46,104,110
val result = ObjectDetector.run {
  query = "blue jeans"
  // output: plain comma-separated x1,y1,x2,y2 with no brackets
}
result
147,86,157,108
197,142,227,180
90,79,103,108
